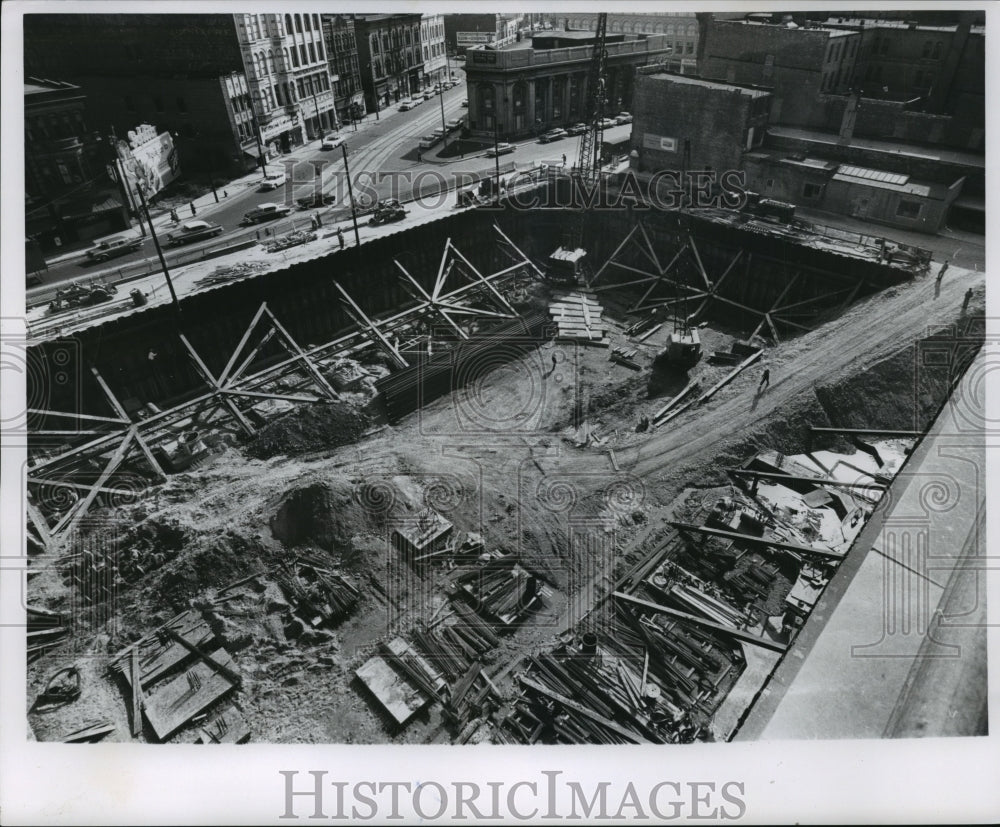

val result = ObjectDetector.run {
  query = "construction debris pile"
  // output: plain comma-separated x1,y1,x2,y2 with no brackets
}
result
195,261,268,288
265,229,317,253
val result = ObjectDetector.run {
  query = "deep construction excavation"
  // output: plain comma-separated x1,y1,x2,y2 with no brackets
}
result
24,174,986,746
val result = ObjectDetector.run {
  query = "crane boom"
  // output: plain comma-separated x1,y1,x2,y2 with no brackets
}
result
576,13,608,180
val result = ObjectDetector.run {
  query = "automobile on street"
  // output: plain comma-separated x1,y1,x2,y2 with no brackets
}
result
615,112,633,125
320,133,346,150
565,123,587,135
258,172,287,191
487,142,516,157
539,128,568,143
167,219,224,246
85,236,142,263
446,118,464,132
240,202,293,226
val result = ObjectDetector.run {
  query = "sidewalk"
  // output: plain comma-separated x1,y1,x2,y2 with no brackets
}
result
43,115,385,267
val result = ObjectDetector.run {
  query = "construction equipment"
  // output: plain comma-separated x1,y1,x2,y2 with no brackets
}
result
46,282,117,314
547,12,608,286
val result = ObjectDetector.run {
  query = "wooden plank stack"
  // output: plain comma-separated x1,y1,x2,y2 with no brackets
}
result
548,292,609,347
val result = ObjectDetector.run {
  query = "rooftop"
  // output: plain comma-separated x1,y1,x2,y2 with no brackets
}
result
815,16,985,34
24,77,81,96
647,72,771,98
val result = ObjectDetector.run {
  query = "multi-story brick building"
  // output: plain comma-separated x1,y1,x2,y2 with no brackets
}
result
234,12,337,149
561,13,700,68
421,14,448,88
631,72,771,176
23,13,338,177
629,13,985,234
464,30,671,140
25,77,129,250
322,14,366,125
353,14,423,113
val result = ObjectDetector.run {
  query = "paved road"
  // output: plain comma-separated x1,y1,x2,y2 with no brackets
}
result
30,78,617,293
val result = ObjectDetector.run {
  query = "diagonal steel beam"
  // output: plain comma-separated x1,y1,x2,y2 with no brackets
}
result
217,302,270,386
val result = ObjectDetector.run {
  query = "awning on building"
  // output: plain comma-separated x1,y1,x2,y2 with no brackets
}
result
242,144,263,159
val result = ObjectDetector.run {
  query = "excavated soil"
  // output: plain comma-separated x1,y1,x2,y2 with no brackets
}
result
25,264,985,744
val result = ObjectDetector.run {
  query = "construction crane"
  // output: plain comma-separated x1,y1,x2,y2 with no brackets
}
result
546,13,608,286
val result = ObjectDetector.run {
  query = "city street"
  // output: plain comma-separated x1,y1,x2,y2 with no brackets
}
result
31,75,620,296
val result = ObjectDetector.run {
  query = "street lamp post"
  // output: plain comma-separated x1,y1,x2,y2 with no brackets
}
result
368,62,380,121
132,178,180,315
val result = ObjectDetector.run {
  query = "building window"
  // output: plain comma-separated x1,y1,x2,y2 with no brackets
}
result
922,41,932,58
896,200,921,219
304,14,311,32
299,44,307,64
291,46,300,68
765,178,774,190
879,38,889,55
295,14,303,33
932,41,942,59
802,182,823,199
309,41,317,62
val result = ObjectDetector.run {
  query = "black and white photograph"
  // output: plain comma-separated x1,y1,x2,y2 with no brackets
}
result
1,2,996,824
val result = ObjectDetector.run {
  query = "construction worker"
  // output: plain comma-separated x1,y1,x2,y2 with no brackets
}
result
315,211,323,228
337,226,345,249
562,153,567,166
963,287,974,312
758,366,771,392
169,208,180,223
189,201,197,217
936,259,949,284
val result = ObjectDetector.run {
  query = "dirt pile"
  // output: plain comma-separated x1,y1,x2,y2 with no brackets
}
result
269,479,398,551
246,402,370,459
815,328,978,433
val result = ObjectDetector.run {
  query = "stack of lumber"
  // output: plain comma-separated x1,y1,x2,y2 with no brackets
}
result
548,292,609,347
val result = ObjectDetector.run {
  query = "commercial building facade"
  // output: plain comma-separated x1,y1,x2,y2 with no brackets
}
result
25,77,129,251
322,14,366,125
562,12,699,67
421,14,448,87
464,31,671,140
444,13,524,54
353,14,423,113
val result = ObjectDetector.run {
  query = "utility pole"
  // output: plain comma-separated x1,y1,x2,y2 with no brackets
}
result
251,116,267,175
438,78,449,150
493,117,501,205
369,61,380,120
133,180,180,315
340,143,362,247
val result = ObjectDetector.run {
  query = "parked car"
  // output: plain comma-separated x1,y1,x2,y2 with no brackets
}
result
565,122,587,135
432,127,448,139
422,89,436,100
296,193,337,210
369,199,407,226
460,98,469,108
419,134,441,150
85,236,142,263
539,128,568,143
615,112,633,125
446,118,464,132
398,99,416,111
240,202,293,226
167,220,224,246
598,117,617,129
486,142,516,157
258,172,286,191
320,132,346,150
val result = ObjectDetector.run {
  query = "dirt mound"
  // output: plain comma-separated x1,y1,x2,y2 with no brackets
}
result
815,335,967,433
246,402,370,459
269,479,398,551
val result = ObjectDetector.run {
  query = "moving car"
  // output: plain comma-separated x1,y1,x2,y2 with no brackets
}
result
398,99,416,111
240,202,293,225
167,220,224,246
86,236,142,263
320,132,346,150
258,172,287,191
486,142,516,157
460,98,469,108
565,123,587,135
419,134,441,150
539,128,568,143
615,112,633,125
446,118,464,132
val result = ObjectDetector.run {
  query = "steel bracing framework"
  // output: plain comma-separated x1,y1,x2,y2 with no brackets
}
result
26,228,537,552
591,221,870,342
